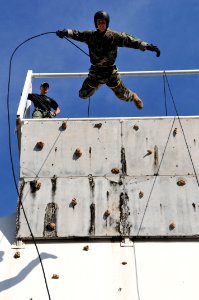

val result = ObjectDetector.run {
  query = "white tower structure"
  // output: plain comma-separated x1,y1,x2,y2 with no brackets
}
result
1,70,199,300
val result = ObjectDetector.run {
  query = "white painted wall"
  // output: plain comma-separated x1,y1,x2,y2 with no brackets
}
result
1,214,199,300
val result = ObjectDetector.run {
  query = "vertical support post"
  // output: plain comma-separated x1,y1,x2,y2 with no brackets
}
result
16,70,33,119
16,70,33,154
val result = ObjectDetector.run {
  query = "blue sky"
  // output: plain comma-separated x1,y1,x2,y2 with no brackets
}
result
1,0,199,216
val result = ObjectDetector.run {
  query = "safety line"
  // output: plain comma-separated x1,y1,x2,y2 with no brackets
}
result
135,72,199,236
136,117,176,236
63,36,91,116
7,31,57,300
164,73,199,187
88,97,91,117
132,73,199,299
163,73,168,116
133,117,176,300
7,30,94,298
63,36,89,57
132,242,141,300
9,31,199,300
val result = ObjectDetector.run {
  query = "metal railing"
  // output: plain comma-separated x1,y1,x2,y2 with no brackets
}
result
17,69,199,120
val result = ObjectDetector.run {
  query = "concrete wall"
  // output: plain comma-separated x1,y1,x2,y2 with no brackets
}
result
17,117,199,239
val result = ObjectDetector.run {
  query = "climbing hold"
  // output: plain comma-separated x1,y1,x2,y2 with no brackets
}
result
104,209,111,217
94,123,102,129
61,121,67,130
173,128,177,136
111,168,120,174
177,179,186,186
83,245,89,251
139,191,144,199
46,222,56,231
36,182,41,190
147,150,153,155
169,222,176,230
14,251,21,259
30,180,41,193
70,198,77,208
35,141,44,150
74,148,82,157
52,274,59,279
133,124,139,131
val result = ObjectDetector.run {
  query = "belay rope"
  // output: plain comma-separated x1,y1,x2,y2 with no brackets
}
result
7,31,199,300
7,31,91,300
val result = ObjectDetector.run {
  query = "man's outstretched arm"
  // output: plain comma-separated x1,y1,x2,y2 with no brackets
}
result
115,32,160,57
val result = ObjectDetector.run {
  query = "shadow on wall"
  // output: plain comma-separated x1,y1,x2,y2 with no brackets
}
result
0,213,16,245
0,251,5,262
0,252,57,292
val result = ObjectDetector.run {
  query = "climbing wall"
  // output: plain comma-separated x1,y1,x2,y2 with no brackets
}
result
17,117,199,239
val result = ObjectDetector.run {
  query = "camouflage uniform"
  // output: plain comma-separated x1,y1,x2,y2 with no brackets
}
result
65,29,148,102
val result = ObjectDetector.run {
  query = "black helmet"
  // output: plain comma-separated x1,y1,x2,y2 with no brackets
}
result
94,11,110,29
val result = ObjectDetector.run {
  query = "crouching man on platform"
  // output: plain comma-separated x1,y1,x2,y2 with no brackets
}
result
28,82,60,118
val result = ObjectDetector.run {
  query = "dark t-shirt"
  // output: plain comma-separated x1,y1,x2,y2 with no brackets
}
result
28,93,59,112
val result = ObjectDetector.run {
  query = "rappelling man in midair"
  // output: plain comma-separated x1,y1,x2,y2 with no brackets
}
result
56,11,160,109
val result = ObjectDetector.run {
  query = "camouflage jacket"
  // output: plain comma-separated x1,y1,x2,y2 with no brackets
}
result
66,29,148,66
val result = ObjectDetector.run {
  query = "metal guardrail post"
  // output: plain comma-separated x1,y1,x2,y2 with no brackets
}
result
17,70,33,119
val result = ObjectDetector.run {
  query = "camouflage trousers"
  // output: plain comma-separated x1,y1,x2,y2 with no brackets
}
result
32,108,52,119
79,65,134,102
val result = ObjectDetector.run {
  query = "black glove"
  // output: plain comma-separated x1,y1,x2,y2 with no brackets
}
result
146,44,160,57
56,30,67,38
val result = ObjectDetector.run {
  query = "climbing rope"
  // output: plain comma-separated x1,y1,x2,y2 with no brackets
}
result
136,117,176,236
63,36,89,57
132,116,175,300
62,36,91,117
131,241,141,300
7,31,93,298
136,72,199,236
132,73,199,299
163,72,168,116
8,31,199,300
164,72,199,187
7,31,59,300
88,97,91,117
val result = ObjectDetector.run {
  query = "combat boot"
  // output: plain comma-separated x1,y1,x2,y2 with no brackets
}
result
132,93,143,109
